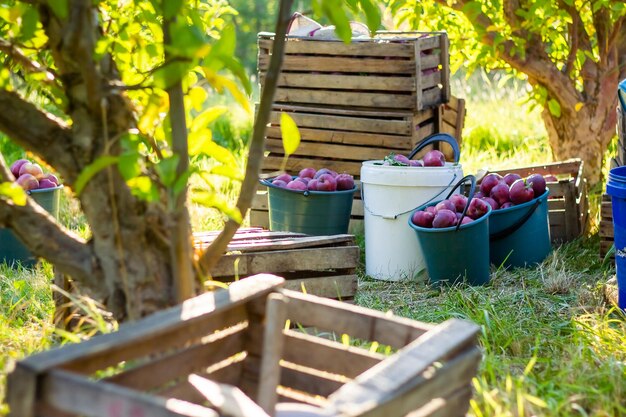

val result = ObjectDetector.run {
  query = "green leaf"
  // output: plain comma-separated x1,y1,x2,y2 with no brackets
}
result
167,20,210,59
188,86,207,112
127,176,159,202
188,128,213,156
155,155,180,187
209,164,243,181
117,152,142,181
190,106,228,133
359,0,381,34
280,113,300,156
162,0,183,19
74,155,120,195
192,190,242,224
548,99,561,117
48,0,68,20
20,7,39,41
0,182,27,206
153,61,193,89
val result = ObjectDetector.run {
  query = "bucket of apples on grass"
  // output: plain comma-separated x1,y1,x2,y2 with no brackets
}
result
1,159,63,266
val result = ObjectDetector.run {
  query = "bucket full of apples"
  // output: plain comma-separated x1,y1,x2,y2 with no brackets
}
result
408,174,492,286
478,171,551,268
0,159,64,266
259,167,357,236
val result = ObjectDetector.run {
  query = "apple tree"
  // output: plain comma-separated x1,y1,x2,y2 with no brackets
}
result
0,0,381,321
387,0,626,185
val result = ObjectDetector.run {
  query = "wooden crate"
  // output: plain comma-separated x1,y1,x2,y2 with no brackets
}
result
7,274,481,417
600,194,614,259
490,159,588,243
194,228,359,301
617,103,626,166
251,97,465,232
258,31,450,112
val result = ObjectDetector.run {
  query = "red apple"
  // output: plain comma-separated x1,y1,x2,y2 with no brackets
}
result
449,194,468,212
490,183,511,206
19,162,43,178
307,179,318,190
502,173,522,187
509,179,535,204
10,159,30,178
298,167,316,179
316,174,337,191
393,154,411,165
467,198,489,219
335,173,355,191
526,173,547,197
38,178,57,189
480,173,503,195
411,210,435,228
273,173,292,184
272,179,288,188
42,173,59,185
314,168,338,179
432,209,457,228
423,150,446,167
286,180,307,191
16,173,39,191
435,199,456,213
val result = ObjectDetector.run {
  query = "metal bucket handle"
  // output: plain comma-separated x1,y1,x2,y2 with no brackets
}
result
408,133,461,163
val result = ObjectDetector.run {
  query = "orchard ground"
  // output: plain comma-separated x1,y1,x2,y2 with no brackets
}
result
0,71,625,416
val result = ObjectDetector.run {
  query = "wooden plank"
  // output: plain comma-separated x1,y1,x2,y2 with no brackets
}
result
187,375,270,417
283,290,434,349
41,369,219,417
328,347,480,417
282,330,385,378
276,387,329,408
257,294,288,413
6,363,38,417
265,138,398,162
600,220,614,238
268,111,412,135
103,321,246,391
211,246,360,277
259,55,418,74
274,88,415,110
262,73,416,92
439,33,451,103
408,386,473,417
280,362,346,398
21,275,284,374
326,319,479,416
258,37,415,57
249,210,270,229
282,275,357,300
265,126,413,149
271,103,421,118
493,159,582,177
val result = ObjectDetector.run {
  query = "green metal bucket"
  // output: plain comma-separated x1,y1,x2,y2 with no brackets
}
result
489,189,551,268
408,175,492,286
261,179,356,235
0,185,63,266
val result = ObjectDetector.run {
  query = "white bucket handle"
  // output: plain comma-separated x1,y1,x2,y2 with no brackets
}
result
361,172,459,219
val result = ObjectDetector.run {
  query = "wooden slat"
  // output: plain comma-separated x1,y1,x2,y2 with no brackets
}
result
20,275,283,374
258,37,415,57
283,289,434,349
263,73,416,92
493,159,582,177
187,375,270,417
271,103,422,118
211,246,359,277
280,362,346,398
408,386,473,417
103,322,246,391
259,55,418,74
268,110,412,135
282,275,357,300
42,370,219,417
265,138,399,162
326,319,479,416
265,126,413,149
6,363,38,417
274,88,415,109
282,330,385,378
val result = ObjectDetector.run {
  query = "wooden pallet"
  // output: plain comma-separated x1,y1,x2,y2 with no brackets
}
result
6,275,481,417
258,31,450,112
194,228,359,301
251,97,465,232
489,159,588,243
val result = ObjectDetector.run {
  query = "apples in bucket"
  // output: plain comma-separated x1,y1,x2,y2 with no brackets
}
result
378,149,448,168
268,168,355,192
477,172,548,210
10,159,61,191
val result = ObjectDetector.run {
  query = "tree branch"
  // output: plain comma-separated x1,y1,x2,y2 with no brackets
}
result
196,0,294,275
0,90,80,182
0,38,59,84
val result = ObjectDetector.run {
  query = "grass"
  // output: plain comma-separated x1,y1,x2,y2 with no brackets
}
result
1,72,625,416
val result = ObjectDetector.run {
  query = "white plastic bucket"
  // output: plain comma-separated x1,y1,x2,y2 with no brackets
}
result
361,161,463,281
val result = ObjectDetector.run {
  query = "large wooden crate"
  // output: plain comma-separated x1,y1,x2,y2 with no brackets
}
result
489,159,588,243
194,228,359,302
251,97,466,232
7,275,481,417
258,31,450,112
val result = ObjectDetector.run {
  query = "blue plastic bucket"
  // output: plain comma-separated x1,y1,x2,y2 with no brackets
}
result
408,175,492,286
260,178,356,235
606,166,626,309
0,185,63,266
488,189,551,268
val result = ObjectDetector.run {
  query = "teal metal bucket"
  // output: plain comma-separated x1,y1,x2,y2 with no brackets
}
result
408,175,492,286
488,189,551,268
0,185,63,266
261,179,356,235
